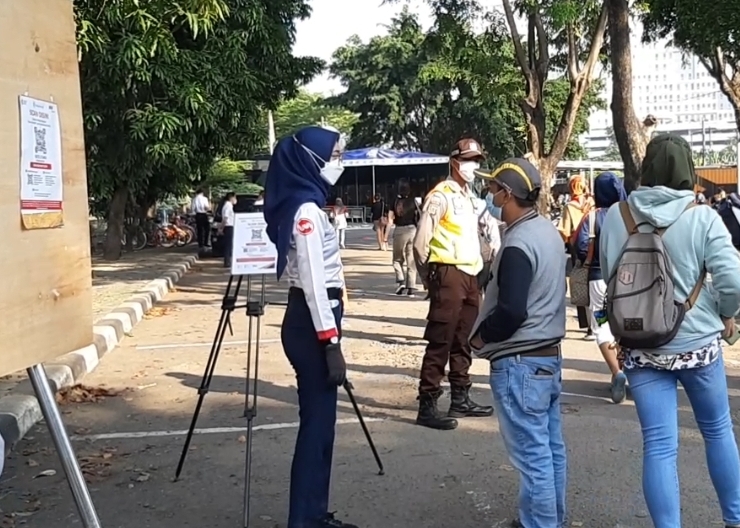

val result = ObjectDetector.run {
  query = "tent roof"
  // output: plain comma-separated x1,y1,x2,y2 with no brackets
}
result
342,147,448,167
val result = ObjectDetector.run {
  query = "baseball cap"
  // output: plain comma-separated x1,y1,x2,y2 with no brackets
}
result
450,138,485,161
480,158,542,202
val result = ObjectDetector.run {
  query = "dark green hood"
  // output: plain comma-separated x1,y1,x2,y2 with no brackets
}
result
640,133,696,191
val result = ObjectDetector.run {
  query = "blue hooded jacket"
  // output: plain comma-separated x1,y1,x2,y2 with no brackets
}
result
600,186,740,354
575,172,627,281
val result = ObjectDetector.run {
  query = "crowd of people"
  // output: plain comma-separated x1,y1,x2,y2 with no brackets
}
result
262,125,740,528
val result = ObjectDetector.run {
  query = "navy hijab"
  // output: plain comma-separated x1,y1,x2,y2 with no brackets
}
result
264,126,340,279
593,171,627,208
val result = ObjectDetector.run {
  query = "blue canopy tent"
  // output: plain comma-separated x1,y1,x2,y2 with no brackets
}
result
342,147,449,196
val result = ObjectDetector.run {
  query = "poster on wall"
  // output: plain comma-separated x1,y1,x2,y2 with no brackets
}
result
18,95,64,229
231,212,278,276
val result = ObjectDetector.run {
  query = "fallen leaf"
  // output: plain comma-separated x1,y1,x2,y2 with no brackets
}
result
135,473,150,482
144,307,172,319
56,384,120,405
33,469,56,478
26,459,39,468
102,453,113,460
237,436,247,444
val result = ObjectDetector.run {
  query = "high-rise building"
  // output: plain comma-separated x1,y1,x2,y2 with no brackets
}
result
584,34,737,160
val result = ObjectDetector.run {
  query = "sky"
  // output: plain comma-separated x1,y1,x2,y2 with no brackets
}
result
293,0,434,95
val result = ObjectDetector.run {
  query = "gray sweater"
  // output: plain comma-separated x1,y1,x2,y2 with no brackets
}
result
470,213,567,361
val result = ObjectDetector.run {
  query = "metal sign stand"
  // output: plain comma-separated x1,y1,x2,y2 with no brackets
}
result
27,363,102,528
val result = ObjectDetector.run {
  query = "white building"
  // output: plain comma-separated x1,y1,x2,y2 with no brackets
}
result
584,36,737,159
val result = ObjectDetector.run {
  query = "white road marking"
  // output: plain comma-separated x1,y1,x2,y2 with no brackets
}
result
71,417,384,442
136,339,281,350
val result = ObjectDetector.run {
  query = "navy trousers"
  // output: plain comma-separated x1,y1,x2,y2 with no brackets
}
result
282,289,343,528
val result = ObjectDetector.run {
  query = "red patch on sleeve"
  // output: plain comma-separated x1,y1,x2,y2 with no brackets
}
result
296,218,314,235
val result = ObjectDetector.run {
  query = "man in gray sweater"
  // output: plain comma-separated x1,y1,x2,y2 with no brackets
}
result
470,158,567,528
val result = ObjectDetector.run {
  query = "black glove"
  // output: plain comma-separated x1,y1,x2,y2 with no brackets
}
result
325,341,347,386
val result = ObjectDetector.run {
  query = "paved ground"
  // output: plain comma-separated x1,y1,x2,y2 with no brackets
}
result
91,247,195,320
0,247,196,398
2,229,740,528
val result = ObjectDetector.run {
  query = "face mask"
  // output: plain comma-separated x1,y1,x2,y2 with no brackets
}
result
458,161,479,183
320,158,344,185
297,138,345,185
485,192,502,220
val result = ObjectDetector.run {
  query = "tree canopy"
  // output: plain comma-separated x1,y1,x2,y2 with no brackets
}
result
75,0,321,259
640,0,740,124
329,6,602,165
260,91,359,148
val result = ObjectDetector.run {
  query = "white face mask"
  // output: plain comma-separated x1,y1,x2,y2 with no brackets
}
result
320,158,345,185
296,138,345,186
458,161,479,183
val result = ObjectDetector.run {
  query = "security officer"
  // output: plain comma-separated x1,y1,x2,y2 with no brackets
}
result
264,125,357,528
412,138,494,431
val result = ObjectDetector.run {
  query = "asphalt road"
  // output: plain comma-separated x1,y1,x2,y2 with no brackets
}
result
1,228,739,528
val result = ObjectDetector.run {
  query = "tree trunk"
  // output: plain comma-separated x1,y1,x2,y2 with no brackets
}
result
607,0,647,192
103,185,128,261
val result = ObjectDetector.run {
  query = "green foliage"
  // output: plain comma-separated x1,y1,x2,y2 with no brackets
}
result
329,6,602,162
272,91,359,140
640,0,740,62
75,0,322,256
204,159,263,195
640,0,740,126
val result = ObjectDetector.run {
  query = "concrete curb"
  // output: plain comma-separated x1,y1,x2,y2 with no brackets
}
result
0,254,199,454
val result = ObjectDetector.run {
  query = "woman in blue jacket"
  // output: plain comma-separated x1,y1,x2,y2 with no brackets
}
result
575,171,628,404
600,134,740,528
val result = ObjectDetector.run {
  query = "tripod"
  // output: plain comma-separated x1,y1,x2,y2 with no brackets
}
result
174,273,384,528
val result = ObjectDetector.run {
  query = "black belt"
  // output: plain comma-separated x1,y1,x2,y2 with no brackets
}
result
289,286,343,301
521,344,561,357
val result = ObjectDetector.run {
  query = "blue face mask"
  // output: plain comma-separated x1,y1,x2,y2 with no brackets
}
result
485,192,502,220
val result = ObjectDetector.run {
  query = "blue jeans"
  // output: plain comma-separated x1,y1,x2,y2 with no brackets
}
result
626,354,740,528
282,289,343,528
490,354,567,528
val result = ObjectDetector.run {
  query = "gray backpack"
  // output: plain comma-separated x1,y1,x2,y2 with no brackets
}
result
606,201,705,350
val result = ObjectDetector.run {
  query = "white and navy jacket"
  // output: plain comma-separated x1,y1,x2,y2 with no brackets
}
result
284,202,345,341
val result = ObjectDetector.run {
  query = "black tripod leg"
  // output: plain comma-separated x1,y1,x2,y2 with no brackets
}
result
174,275,243,481
243,274,266,528
343,381,385,475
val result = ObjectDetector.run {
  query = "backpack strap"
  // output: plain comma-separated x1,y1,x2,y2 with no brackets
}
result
685,268,707,310
618,202,638,234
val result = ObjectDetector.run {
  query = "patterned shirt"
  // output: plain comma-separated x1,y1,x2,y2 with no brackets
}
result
621,336,721,371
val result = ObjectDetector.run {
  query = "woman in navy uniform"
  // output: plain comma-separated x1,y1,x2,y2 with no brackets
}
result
264,125,356,528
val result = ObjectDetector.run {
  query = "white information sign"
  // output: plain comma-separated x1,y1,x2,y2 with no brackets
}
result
231,212,278,276
18,95,64,228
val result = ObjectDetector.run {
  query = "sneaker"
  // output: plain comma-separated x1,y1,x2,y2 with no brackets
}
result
611,371,627,404
317,512,359,528
395,284,406,295
407,288,416,297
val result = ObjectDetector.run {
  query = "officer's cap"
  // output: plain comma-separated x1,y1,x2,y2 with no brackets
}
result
450,138,485,161
477,158,542,202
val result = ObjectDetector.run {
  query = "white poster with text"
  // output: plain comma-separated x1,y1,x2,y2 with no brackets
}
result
231,212,278,276
18,95,63,228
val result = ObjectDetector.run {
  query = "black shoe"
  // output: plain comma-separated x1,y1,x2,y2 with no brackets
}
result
395,284,406,295
511,519,523,528
406,288,417,297
416,391,458,430
316,512,358,528
448,385,494,418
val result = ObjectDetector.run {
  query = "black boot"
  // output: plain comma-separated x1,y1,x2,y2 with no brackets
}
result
317,512,358,528
416,391,458,430
448,385,494,418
